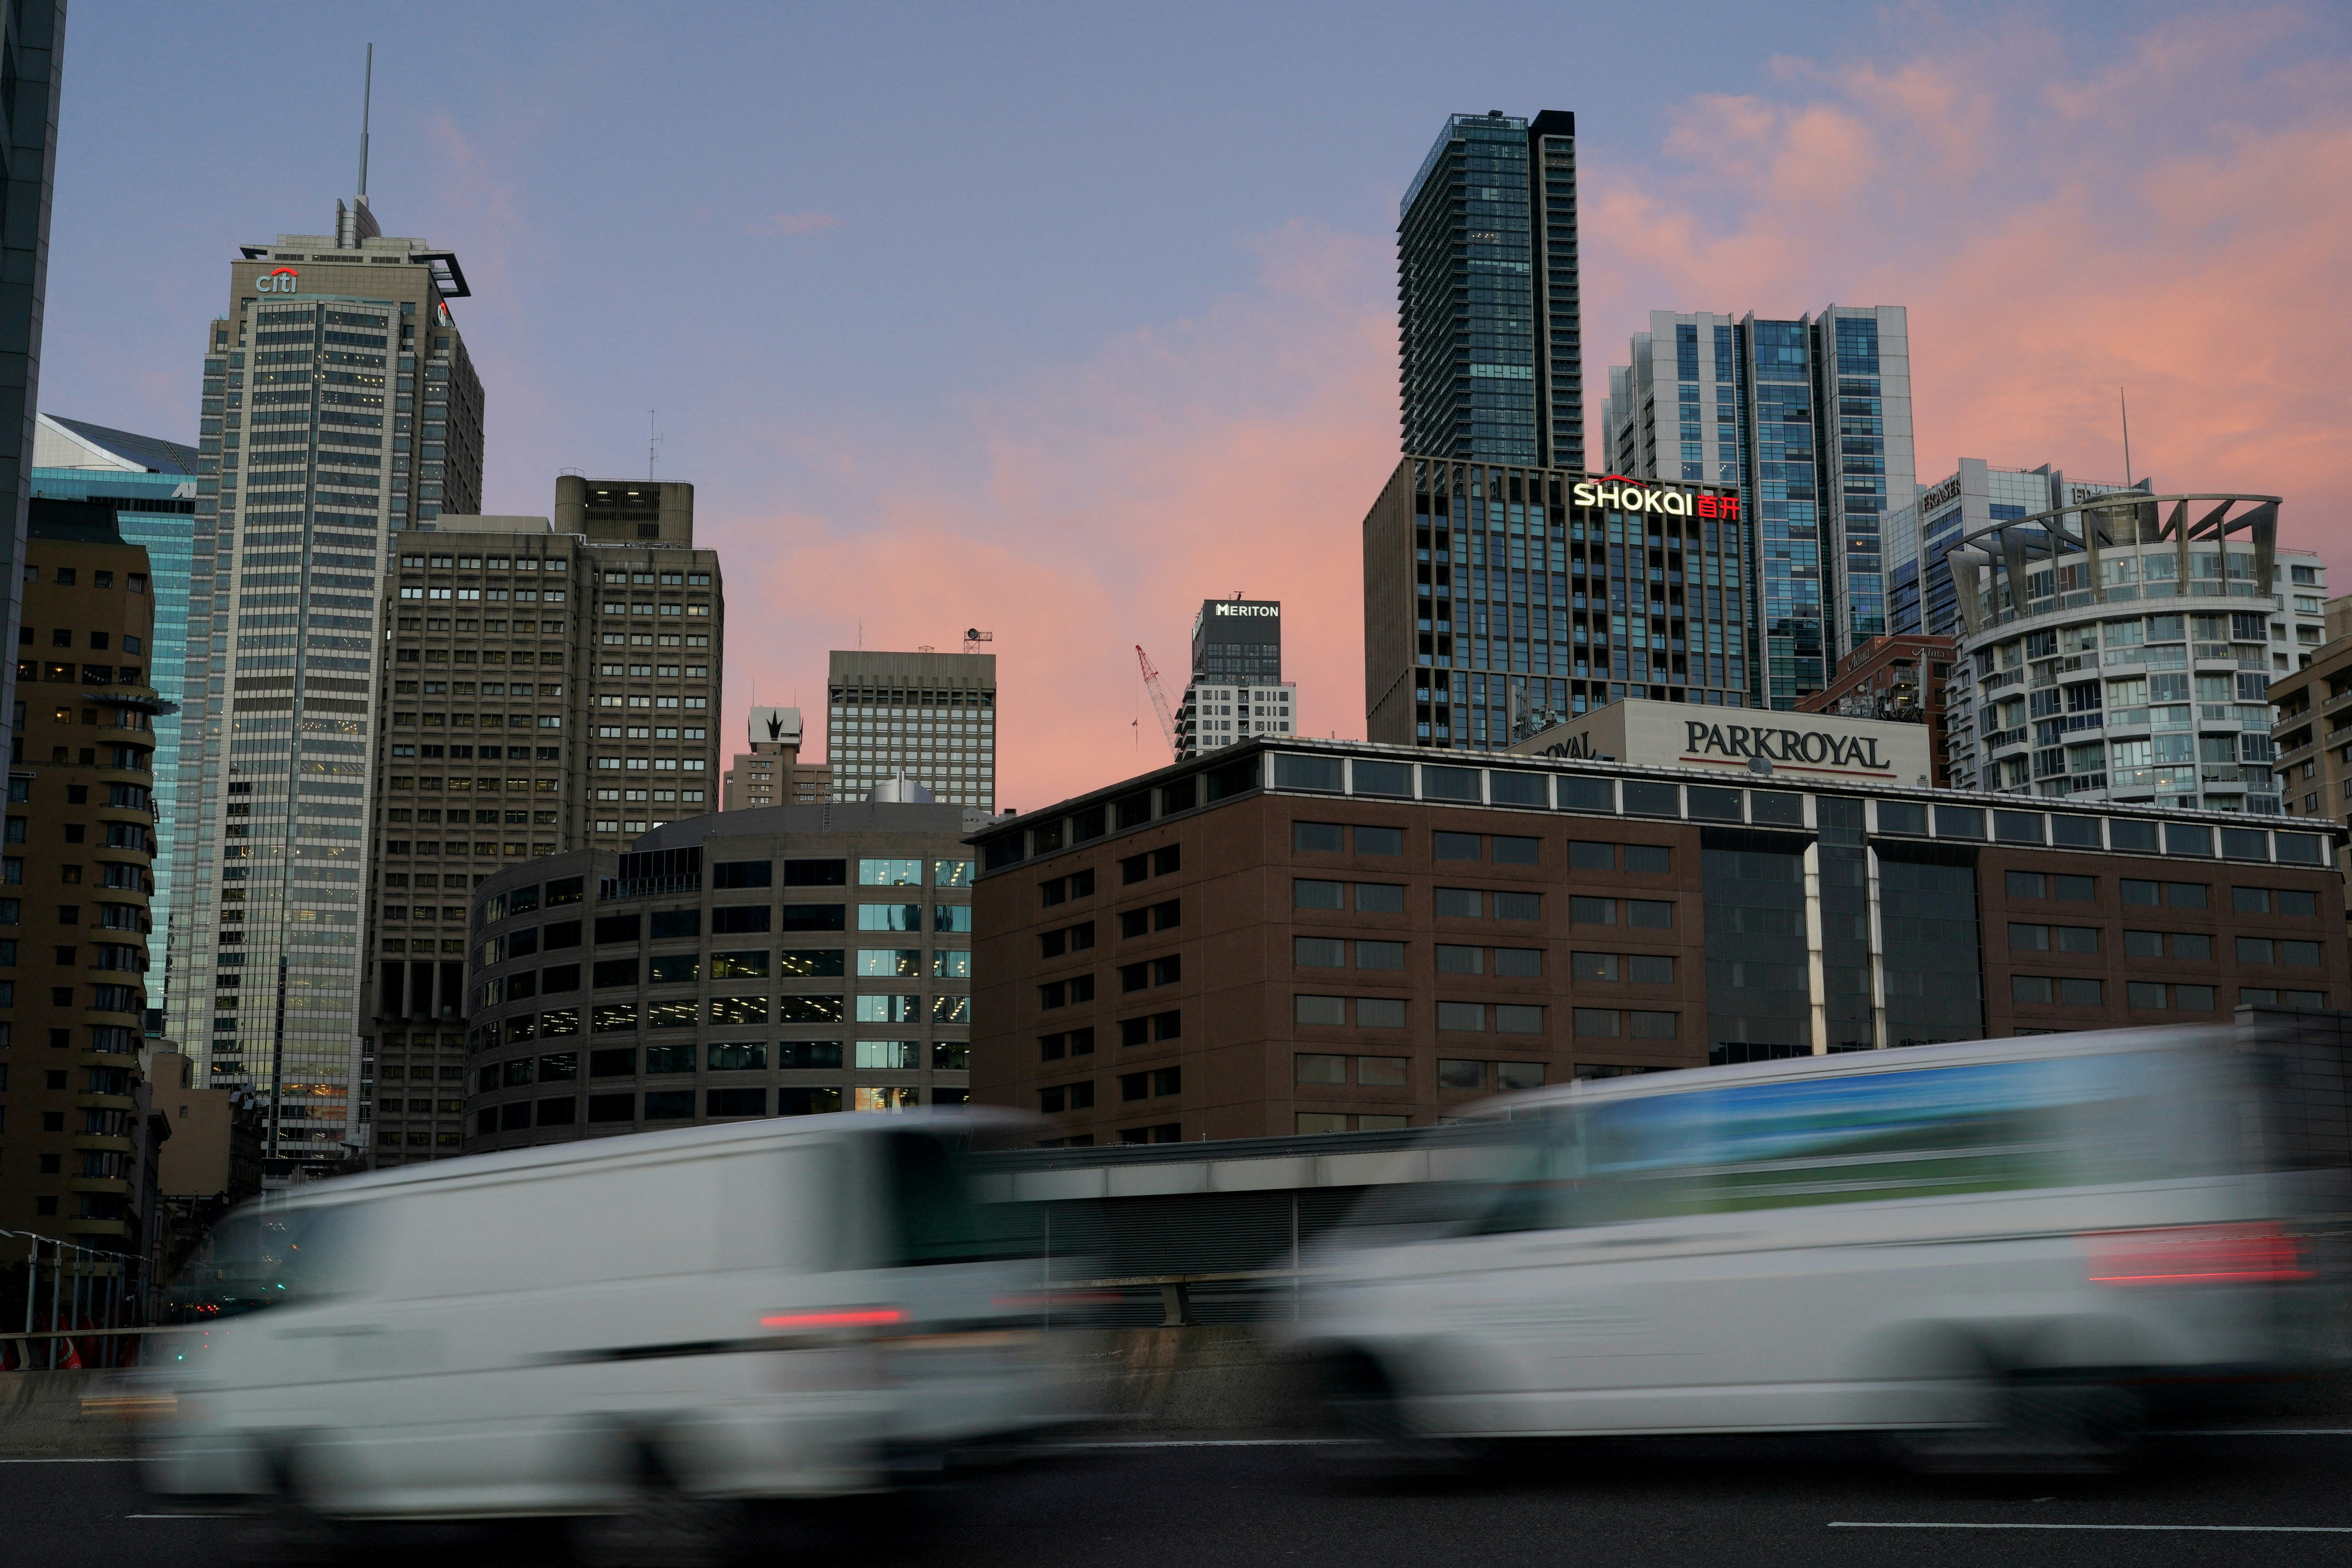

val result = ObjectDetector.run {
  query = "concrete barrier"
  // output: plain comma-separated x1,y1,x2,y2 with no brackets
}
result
1059,1327,1321,1433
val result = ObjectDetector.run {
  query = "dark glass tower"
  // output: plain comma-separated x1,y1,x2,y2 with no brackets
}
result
0,1,64,731
1397,110,1582,471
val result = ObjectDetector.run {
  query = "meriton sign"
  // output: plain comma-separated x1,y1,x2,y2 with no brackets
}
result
1570,476,1739,520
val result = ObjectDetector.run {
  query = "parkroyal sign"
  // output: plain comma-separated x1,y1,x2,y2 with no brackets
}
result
1571,476,1740,520
1682,720,1887,770
1507,697,1930,783
255,266,299,294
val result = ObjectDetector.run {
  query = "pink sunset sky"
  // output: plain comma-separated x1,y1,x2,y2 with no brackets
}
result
36,3,2352,815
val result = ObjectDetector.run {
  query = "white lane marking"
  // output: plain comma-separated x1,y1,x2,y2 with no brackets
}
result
0,1457,138,1463
1831,1522,2352,1533
2176,1428,2352,1436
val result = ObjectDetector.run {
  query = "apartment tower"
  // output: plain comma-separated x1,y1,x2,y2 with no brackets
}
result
1398,110,1582,471
1601,307,1914,708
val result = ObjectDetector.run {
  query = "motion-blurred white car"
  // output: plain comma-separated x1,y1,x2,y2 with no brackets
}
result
1287,1027,2341,1467
140,1114,1065,1548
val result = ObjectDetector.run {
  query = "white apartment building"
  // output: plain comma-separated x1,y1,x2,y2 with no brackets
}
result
1942,489,2325,813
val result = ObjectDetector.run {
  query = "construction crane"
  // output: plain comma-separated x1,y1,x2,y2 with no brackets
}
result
1135,645,1177,759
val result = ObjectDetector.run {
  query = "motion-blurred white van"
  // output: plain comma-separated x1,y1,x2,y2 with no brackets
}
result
141,1113,1064,1543
1290,1027,2342,1467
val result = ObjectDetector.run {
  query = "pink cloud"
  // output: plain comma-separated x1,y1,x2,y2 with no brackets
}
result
1582,7,2352,570
754,212,842,237
702,218,1396,813
703,6,2352,816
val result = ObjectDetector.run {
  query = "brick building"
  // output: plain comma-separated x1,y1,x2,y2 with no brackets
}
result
1796,633,1956,787
967,738,2347,1146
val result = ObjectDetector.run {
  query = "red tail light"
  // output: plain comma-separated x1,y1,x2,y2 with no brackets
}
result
2082,1222,2312,1286
759,1307,906,1330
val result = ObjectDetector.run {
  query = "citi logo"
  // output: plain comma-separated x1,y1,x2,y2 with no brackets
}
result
256,266,300,294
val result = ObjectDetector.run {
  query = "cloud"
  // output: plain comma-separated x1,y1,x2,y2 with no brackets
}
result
701,218,1395,813
703,4,2352,815
754,211,842,237
1580,6,2352,574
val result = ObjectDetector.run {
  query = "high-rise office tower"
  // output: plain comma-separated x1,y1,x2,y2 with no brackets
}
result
361,478,723,1166
1883,460,2135,639
31,418,198,1016
1601,307,1912,708
1397,110,1582,470
1362,459,1751,750
826,652,995,810
1174,598,1296,760
0,2,65,732
725,707,831,809
163,185,485,1172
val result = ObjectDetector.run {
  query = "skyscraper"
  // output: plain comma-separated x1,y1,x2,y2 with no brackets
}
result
164,188,485,1171
826,651,995,810
1362,459,1751,753
1883,460,2135,639
1397,110,1582,470
0,2,66,732
1174,598,1296,761
32,417,198,1012
1601,306,1913,708
361,478,724,1166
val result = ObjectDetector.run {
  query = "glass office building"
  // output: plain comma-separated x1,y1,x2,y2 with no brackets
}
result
166,196,486,1173
1397,110,1583,470
31,415,199,1026
1602,307,1914,708
1361,458,1752,753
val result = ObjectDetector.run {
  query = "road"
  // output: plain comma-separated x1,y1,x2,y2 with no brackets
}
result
12,1433,2352,1566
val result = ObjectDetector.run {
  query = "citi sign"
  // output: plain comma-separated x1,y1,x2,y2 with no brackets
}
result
255,266,299,294
1570,475,1740,520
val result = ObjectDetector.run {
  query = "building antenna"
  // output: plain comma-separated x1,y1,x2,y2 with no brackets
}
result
2119,386,2132,487
647,410,662,481
357,43,373,199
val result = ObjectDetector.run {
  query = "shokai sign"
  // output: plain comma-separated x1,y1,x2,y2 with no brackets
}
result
255,266,299,294
1570,475,1739,520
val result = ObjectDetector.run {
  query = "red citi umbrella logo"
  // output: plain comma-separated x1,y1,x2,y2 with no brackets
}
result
257,265,299,295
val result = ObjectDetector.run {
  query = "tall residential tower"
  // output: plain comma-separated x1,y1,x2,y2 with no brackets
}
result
1398,111,1582,471
1601,307,1913,708
31,417,198,1015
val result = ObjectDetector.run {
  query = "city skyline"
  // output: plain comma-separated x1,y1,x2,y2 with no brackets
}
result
27,2,2352,814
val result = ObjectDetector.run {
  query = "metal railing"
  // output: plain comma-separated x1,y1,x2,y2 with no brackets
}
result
4,1230,149,1370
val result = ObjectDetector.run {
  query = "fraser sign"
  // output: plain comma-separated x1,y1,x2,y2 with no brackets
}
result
1570,476,1740,520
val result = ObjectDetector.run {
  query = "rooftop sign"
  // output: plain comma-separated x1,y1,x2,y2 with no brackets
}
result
1508,698,1931,784
1571,476,1739,520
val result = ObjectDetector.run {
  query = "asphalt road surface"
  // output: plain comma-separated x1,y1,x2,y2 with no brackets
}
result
13,1432,2352,1567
